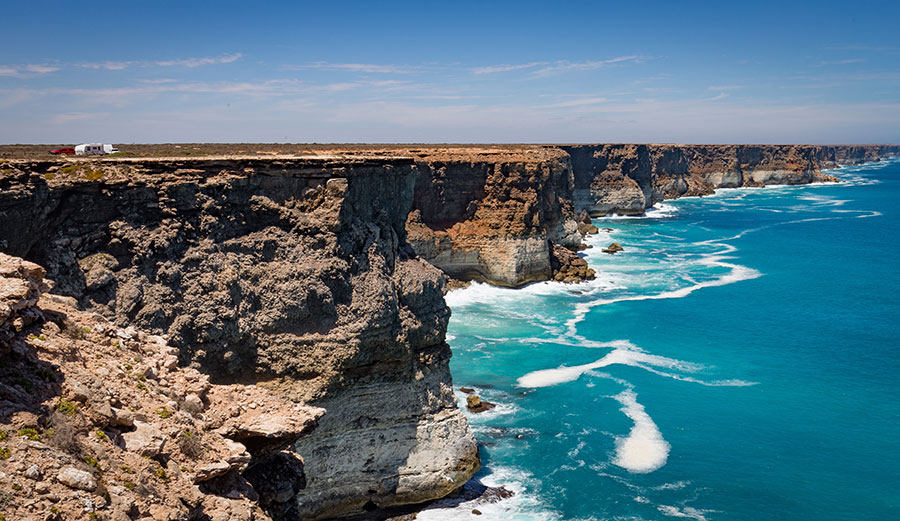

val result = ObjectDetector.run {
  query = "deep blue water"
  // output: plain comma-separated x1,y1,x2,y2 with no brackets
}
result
422,159,900,521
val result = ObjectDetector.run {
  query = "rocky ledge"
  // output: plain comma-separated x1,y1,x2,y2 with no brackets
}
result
0,252,322,520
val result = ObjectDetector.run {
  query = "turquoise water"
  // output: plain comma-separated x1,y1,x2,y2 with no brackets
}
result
425,159,900,521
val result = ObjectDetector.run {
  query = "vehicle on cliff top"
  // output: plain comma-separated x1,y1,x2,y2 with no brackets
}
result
49,147,75,154
74,143,119,155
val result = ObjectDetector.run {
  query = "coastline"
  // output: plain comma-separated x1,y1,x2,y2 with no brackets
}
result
440,155,899,519
0,145,896,520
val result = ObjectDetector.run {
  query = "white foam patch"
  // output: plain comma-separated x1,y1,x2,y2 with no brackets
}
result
415,465,560,521
599,202,679,220
565,251,762,336
657,505,715,521
653,480,691,491
518,342,756,389
612,389,670,473
515,344,736,389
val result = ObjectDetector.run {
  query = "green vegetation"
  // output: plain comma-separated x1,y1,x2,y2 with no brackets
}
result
0,447,10,459
135,382,149,392
44,172,55,180
83,167,104,181
94,429,108,442
57,399,80,417
85,455,101,473
154,466,169,481
155,407,173,419
0,430,7,441
18,428,40,441
123,479,135,491
119,464,132,473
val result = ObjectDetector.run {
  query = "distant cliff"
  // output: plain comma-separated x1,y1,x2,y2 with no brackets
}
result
561,144,900,217
406,144,900,285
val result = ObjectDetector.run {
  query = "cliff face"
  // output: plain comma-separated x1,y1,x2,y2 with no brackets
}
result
0,142,896,519
406,148,581,287
561,144,900,216
0,158,478,520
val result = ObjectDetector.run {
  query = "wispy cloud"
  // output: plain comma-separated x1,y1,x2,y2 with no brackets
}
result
78,53,243,70
707,85,744,91
469,56,644,77
470,62,547,74
154,53,243,68
533,56,644,76
0,64,60,78
286,62,417,74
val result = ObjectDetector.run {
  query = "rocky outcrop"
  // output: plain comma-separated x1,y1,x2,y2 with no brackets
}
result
406,148,581,287
0,253,323,520
0,157,479,520
561,144,900,216
0,253,49,346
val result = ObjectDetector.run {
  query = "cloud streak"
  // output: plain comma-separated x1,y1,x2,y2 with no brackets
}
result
286,62,418,74
0,64,60,78
469,56,644,77
78,53,243,70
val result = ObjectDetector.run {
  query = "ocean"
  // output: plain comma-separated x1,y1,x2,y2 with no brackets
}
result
420,158,900,520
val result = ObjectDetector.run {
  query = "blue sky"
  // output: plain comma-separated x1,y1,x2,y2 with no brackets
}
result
2,1,899,144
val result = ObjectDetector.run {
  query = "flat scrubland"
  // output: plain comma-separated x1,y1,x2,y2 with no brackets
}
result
0,143,558,161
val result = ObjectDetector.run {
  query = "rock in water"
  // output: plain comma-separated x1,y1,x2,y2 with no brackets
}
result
549,243,596,283
602,243,624,254
466,395,496,413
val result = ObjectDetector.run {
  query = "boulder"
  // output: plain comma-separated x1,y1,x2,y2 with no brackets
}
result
122,420,167,457
57,467,97,491
602,243,624,254
466,395,496,413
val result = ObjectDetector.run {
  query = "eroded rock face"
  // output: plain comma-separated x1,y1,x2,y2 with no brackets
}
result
0,158,478,520
561,144,900,216
406,148,581,287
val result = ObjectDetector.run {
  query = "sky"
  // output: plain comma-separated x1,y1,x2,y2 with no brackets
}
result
2,0,899,144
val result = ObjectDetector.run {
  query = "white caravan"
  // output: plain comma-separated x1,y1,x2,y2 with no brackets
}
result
75,143,119,155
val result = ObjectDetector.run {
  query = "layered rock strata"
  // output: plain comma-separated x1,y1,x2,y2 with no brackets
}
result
0,143,896,519
405,148,582,287
561,144,900,216
0,158,479,520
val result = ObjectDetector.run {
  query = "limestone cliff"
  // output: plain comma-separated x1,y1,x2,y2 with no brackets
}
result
0,157,479,520
405,147,581,287
562,144,900,216
0,142,896,519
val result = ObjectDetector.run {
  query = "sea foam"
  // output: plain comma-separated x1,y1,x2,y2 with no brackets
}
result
612,389,671,473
